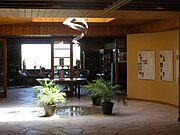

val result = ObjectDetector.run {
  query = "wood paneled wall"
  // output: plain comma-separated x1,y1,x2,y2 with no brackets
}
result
0,19,179,37
137,19,180,33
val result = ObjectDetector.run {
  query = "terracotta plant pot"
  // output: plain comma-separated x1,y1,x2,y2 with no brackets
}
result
44,104,56,117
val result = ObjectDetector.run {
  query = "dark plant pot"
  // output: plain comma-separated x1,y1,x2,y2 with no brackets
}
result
101,102,114,115
91,96,102,106
44,104,56,117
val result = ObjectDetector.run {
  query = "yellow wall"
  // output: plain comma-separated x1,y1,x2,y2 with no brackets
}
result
127,29,179,106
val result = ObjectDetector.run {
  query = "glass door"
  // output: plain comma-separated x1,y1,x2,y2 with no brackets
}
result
51,38,80,79
0,39,7,98
53,41,71,78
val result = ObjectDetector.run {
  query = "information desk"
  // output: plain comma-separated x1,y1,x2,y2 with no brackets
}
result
37,78,87,99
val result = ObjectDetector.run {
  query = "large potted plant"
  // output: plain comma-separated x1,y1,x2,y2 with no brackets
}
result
99,79,127,115
33,79,67,117
83,78,127,114
82,78,105,106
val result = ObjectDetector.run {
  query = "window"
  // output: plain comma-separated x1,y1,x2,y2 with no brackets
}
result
73,44,80,67
21,44,51,69
21,43,80,70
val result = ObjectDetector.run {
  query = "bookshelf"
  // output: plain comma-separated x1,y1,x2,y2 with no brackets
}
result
99,49,113,81
82,51,100,81
113,48,127,90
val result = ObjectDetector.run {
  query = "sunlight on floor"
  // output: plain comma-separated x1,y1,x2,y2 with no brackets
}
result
0,106,60,122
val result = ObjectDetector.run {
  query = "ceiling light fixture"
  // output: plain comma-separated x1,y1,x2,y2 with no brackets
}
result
156,6,165,10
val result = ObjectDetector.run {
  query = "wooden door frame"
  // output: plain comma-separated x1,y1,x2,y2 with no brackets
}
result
51,38,73,79
0,39,7,98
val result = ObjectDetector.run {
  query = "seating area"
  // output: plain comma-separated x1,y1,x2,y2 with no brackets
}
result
14,70,29,87
7,68,91,87
79,70,90,78
8,69,42,87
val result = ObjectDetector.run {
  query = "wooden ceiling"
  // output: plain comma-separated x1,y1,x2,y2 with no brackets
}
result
0,0,180,11
0,0,179,26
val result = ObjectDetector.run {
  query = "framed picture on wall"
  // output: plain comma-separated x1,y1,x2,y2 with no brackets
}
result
138,50,155,80
160,50,173,82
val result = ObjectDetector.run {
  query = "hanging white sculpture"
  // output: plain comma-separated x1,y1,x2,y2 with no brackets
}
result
63,17,88,44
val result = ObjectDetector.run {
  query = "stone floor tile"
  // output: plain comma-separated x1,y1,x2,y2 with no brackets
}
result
24,129,49,135
81,129,99,135
157,132,180,135
52,130,70,135
119,128,151,135
0,87,180,135
31,125,62,132
98,129,120,134
0,125,24,132
63,128,83,135
0,132,16,135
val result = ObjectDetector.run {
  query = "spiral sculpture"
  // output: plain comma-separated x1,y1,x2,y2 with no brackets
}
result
63,17,88,44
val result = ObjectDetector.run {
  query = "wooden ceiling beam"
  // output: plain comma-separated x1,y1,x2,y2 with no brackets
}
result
118,0,180,11
0,0,115,2
104,0,132,12
0,1,115,9
129,0,180,4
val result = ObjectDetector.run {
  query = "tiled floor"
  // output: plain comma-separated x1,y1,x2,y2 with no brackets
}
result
0,87,180,135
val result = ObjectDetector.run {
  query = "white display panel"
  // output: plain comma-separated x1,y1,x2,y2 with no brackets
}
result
160,50,173,82
138,51,155,80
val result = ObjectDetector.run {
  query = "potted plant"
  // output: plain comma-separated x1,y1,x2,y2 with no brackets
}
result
83,78,127,114
82,78,105,106
33,79,67,117
99,79,127,115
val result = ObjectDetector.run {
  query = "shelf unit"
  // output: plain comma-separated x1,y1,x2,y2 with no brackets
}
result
99,49,113,81
7,43,21,86
0,39,7,97
7,43,21,72
118,62,127,90
113,48,127,90
0,45,3,86
82,51,100,81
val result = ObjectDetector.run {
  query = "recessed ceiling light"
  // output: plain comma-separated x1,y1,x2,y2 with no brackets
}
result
156,6,165,10
32,18,114,23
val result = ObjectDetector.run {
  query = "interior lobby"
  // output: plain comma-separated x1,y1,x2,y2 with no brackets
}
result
0,0,180,134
